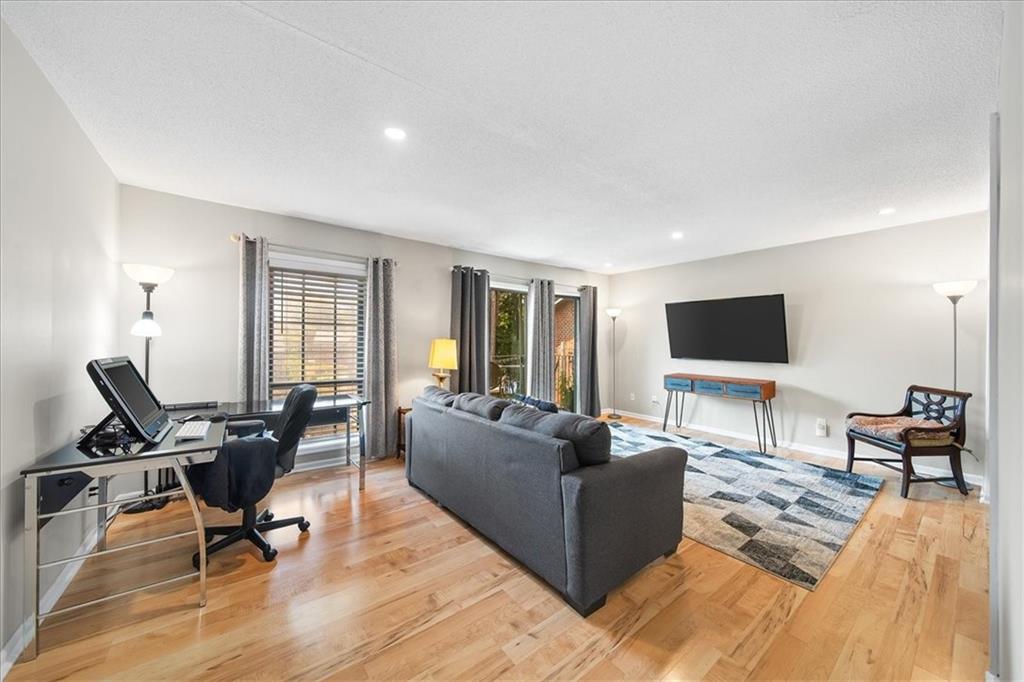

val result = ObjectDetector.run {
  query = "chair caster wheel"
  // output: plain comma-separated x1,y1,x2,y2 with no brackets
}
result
298,520,311,532
262,548,278,562
263,511,274,521
192,553,207,570
204,531,214,542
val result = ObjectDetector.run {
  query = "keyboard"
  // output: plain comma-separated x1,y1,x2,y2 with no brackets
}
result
175,420,211,440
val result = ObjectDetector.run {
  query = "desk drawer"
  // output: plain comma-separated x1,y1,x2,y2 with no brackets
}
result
726,383,763,399
664,377,692,391
694,380,724,395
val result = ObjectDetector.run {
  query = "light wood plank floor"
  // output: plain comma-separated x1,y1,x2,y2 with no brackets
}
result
10,416,988,680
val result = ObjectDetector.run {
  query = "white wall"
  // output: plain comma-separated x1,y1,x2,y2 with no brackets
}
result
0,20,120,662
117,185,610,413
993,2,1023,679
607,212,989,477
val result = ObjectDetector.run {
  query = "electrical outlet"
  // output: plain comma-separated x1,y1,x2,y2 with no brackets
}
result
629,392,636,401
816,418,829,438
651,395,660,405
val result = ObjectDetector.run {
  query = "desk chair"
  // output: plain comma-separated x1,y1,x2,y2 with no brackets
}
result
193,384,317,566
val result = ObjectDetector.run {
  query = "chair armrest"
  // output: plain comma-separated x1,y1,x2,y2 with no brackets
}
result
227,419,266,438
560,447,686,609
846,410,907,420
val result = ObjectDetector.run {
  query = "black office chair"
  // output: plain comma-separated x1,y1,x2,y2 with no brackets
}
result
193,384,317,567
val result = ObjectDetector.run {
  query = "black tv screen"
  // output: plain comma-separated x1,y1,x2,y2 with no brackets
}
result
665,294,789,363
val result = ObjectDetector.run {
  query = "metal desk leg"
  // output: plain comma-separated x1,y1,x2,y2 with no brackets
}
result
359,403,367,490
96,476,108,551
766,400,778,447
24,476,39,661
346,412,352,466
171,460,206,608
676,392,685,428
662,390,673,431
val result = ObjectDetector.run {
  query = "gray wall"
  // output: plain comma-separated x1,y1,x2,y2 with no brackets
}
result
0,21,120,652
994,2,1023,678
606,212,989,478
116,185,610,411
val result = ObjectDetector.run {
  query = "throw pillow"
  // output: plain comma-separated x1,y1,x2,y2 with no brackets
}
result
499,404,611,465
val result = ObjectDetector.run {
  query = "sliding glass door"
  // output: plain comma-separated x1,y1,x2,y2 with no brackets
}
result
554,295,578,411
489,287,527,398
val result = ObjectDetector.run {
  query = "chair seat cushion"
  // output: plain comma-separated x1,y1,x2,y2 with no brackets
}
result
846,415,955,447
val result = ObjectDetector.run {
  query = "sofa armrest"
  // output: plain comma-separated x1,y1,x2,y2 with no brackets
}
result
560,446,686,612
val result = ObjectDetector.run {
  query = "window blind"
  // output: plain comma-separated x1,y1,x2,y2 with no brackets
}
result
268,265,366,440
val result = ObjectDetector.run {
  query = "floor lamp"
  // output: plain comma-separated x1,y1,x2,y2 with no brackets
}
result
606,307,622,419
932,279,977,490
123,263,174,513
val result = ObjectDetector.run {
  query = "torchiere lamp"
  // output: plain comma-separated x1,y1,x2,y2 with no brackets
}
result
606,307,622,419
428,338,458,387
932,279,978,491
122,263,174,513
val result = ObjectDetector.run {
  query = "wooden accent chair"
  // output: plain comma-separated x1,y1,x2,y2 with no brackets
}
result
845,385,972,498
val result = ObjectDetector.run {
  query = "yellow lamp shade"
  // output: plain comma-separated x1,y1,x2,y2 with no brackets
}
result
428,338,458,371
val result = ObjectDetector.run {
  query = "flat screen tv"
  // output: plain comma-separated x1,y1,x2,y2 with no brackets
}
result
665,294,789,363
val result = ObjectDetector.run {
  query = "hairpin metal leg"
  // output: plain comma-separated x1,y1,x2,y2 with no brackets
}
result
752,401,764,453
766,400,777,447
171,459,206,607
676,391,685,428
662,390,673,431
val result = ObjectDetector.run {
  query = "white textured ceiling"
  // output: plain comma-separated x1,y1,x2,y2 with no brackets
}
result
1,1,1003,273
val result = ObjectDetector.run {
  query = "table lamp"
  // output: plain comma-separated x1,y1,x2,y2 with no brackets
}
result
428,338,458,387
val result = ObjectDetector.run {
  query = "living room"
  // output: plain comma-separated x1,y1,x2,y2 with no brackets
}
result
1,2,1021,681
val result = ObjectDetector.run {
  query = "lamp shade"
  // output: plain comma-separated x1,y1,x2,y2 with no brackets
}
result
131,310,162,337
933,280,978,298
123,263,175,285
428,338,458,370
605,307,622,319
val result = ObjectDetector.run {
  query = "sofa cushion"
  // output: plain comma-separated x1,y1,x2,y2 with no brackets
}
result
452,392,512,421
846,415,955,447
421,385,457,407
499,405,611,466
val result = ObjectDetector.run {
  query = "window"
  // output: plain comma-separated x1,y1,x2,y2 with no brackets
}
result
553,295,578,411
268,264,365,441
489,287,527,398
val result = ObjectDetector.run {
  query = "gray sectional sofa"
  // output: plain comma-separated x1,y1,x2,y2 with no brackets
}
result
406,387,688,616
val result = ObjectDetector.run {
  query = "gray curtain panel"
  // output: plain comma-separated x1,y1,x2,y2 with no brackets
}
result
450,266,490,393
528,278,556,402
577,285,602,417
365,257,398,459
238,235,270,402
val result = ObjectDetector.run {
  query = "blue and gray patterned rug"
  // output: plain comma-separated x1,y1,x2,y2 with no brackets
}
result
609,422,884,590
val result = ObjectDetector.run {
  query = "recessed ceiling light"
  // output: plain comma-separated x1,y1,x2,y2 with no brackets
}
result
383,127,407,141
878,206,896,216
604,262,613,268
671,231,684,240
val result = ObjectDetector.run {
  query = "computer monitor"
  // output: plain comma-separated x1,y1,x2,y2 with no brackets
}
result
86,357,170,443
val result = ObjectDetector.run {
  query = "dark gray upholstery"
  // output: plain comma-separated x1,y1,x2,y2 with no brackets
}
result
421,384,457,406
499,404,612,466
452,392,512,420
407,396,686,616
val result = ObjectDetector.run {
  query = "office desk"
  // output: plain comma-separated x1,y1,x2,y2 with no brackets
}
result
165,393,371,490
19,421,226,661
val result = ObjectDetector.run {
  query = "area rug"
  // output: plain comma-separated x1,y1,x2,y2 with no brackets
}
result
609,422,884,590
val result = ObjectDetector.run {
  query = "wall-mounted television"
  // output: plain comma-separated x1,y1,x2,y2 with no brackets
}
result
665,294,789,363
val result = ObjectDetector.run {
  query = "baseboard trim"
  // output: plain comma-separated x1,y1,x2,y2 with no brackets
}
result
603,408,987,489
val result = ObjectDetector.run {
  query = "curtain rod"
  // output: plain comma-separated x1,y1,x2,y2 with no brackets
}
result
488,271,590,291
230,233,397,267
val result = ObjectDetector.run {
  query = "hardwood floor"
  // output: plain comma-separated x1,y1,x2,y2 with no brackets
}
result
10,416,988,680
